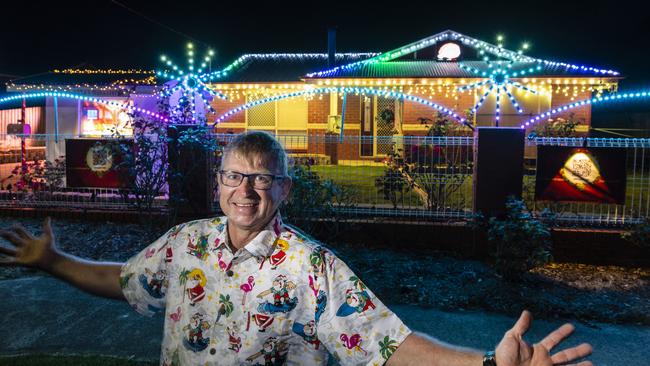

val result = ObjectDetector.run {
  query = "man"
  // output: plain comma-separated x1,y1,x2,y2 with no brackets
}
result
0,131,593,365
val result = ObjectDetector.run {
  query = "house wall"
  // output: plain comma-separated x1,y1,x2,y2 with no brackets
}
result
307,95,329,125
208,81,599,161
0,106,45,151
401,91,474,135
45,97,79,161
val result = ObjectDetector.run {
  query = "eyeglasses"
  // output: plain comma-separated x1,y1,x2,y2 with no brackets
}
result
218,170,286,190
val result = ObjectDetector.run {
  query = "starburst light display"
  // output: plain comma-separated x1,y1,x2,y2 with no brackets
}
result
156,43,227,123
457,35,541,125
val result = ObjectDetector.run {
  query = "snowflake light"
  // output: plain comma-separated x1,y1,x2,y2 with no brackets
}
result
457,36,541,125
156,43,226,123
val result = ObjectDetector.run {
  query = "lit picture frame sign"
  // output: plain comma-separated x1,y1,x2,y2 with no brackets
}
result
535,146,627,204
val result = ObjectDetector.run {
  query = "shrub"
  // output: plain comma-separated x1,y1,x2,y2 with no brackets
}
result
281,164,356,238
621,219,650,249
7,157,65,193
375,146,410,208
533,112,583,138
486,197,553,280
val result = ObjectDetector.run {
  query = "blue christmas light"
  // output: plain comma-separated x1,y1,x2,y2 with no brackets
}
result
0,92,169,122
306,30,619,79
156,43,227,123
521,90,650,129
213,87,467,126
457,37,542,124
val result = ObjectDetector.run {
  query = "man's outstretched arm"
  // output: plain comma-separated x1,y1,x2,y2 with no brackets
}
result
386,310,593,366
0,217,125,300
386,332,483,366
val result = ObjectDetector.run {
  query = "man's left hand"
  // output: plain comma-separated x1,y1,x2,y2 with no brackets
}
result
495,310,593,366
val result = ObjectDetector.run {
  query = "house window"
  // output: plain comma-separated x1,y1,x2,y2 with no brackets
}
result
246,101,275,128
245,97,308,150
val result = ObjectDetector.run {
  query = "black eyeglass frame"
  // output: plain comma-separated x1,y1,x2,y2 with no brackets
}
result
218,170,287,190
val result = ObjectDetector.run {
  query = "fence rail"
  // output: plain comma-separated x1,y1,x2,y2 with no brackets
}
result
1,133,650,227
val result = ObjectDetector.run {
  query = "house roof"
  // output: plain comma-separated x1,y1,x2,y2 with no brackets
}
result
6,69,157,92
206,53,378,83
4,30,621,93
305,30,620,80
302,61,622,79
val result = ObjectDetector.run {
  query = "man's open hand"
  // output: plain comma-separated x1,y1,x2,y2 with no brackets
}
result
0,217,57,269
496,310,593,366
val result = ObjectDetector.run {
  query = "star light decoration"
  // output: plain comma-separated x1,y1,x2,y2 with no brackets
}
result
457,35,541,125
156,43,227,123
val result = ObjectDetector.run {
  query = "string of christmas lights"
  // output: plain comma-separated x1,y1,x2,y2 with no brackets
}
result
156,43,227,122
521,90,650,129
213,86,467,126
306,30,619,78
201,53,379,81
52,69,154,74
457,37,542,123
0,92,169,123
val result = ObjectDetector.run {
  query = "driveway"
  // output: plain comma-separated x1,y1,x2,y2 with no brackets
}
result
1,276,647,365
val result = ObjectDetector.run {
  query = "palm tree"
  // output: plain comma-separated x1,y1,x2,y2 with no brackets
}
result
216,294,234,322
179,268,191,303
379,335,398,360
119,273,133,289
349,276,366,291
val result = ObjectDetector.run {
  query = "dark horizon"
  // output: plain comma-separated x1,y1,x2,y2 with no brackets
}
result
1,0,649,89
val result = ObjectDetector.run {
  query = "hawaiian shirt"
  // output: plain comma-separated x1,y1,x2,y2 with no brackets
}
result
120,212,411,366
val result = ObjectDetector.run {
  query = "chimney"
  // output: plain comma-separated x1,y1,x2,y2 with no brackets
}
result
328,27,336,68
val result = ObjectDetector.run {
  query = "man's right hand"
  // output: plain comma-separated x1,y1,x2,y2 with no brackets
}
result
0,217,58,270
0,217,126,300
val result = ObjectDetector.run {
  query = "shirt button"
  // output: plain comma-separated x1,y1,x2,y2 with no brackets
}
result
226,270,234,277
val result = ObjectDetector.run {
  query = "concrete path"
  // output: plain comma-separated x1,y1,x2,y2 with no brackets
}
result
1,276,648,365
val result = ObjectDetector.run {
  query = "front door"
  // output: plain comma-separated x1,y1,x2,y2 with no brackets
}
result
375,96,397,156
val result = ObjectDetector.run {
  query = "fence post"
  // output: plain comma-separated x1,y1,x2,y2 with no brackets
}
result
167,124,215,218
473,127,525,217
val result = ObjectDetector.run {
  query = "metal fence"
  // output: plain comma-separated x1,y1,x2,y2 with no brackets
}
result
1,132,650,227
525,137,650,226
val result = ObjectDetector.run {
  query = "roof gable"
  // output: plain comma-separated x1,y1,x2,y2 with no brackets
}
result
306,30,619,78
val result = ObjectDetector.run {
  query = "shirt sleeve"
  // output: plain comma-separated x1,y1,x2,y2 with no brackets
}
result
315,250,411,366
119,226,178,317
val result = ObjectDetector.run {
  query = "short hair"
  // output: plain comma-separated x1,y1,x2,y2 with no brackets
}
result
221,131,288,175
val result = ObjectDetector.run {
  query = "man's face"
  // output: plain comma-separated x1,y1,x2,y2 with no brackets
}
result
218,152,291,235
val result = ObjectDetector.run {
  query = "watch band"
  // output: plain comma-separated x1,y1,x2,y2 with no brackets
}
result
483,350,497,366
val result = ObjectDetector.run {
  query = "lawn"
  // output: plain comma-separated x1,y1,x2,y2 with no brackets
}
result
310,163,648,221
310,164,473,209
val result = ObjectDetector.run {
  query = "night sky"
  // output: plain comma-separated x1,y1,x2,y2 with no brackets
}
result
1,0,649,89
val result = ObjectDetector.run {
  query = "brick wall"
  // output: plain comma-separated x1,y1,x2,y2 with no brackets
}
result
337,94,361,122
210,97,246,125
308,95,330,124
403,92,473,124
307,129,327,154
336,126,361,161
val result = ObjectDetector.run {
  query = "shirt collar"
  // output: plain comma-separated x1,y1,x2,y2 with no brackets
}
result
215,211,284,259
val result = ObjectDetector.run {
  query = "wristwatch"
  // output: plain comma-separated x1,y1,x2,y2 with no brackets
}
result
483,350,497,366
